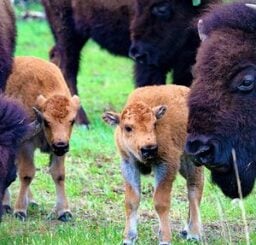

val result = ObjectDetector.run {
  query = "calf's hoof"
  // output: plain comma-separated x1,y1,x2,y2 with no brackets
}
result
3,205,12,214
14,211,27,221
123,240,136,245
180,230,200,241
58,211,72,222
159,242,171,245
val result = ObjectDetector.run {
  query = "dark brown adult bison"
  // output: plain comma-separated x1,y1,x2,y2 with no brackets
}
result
185,2,256,199
41,0,219,125
0,96,30,220
0,0,16,90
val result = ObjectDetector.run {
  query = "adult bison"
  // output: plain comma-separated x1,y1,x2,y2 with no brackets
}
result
41,0,219,125
185,2,256,199
0,0,16,90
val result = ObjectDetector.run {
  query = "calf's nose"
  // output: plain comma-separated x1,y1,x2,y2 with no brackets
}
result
52,141,69,156
141,144,158,160
185,135,215,166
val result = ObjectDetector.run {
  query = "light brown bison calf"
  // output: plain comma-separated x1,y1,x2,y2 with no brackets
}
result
4,57,80,221
103,85,204,245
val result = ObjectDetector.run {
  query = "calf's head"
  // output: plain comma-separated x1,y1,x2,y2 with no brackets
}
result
103,102,167,162
35,94,80,156
129,0,214,67
185,3,256,198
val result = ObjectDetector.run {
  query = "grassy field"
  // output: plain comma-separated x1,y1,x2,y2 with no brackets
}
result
0,13,255,245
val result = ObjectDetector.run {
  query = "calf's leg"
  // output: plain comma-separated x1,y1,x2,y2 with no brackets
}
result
121,160,141,245
179,156,204,240
153,163,176,245
49,154,71,222
14,145,35,220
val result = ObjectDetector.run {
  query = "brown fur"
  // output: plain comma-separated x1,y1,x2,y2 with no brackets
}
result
0,0,16,90
103,85,204,244
3,57,80,221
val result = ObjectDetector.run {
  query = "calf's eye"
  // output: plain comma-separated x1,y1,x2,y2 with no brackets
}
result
70,119,75,126
238,74,255,92
124,126,132,133
44,119,50,128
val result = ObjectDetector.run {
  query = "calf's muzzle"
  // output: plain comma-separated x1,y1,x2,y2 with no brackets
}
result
140,144,158,160
52,141,69,156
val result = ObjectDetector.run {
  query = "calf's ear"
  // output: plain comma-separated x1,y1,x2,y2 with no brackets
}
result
36,95,47,109
71,95,80,110
198,19,208,41
153,105,167,120
102,111,120,126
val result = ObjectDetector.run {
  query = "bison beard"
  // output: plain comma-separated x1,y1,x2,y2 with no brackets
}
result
0,96,28,219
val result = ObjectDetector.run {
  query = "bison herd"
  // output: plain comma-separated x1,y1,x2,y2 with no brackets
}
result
0,0,256,244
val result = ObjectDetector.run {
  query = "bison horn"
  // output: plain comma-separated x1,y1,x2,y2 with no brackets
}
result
197,19,207,41
246,3,256,10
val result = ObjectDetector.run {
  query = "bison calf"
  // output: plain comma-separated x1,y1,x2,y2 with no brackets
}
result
4,57,80,221
103,85,204,244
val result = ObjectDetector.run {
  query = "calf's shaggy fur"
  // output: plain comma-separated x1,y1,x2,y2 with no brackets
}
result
185,2,256,198
0,96,28,220
103,85,204,245
4,57,80,221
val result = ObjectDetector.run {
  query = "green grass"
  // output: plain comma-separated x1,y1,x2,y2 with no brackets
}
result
1,16,255,245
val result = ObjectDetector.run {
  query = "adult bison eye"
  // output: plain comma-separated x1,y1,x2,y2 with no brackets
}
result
124,125,132,133
152,2,172,20
238,74,255,92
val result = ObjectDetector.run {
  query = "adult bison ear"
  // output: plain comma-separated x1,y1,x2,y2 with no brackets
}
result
153,105,167,120
36,94,47,108
71,95,80,111
102,111,120,126
197,19,208,41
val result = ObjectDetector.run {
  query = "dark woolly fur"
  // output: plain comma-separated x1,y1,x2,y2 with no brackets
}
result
41,0,218,125
0,96,28,219
186,1,256,198
0,0,16,90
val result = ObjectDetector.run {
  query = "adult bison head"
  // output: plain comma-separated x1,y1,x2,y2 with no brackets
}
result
129,0,208,67
35,94,80,156
185,3,256,198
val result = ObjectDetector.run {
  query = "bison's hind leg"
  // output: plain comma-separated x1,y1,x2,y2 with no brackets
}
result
179,154,204,241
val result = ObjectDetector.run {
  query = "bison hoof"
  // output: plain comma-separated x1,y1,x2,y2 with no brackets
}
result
180,230,200,241
14,211,27,221
3,205,12,214
58,211,72,222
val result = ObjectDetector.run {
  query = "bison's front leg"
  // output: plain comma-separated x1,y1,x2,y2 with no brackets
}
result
14,144,36,221
153,163,176,245
121,160,141,245
49,154,71,222
179,156,204,241
2,189,12,214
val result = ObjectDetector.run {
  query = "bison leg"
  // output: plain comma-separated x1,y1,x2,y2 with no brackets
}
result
121,160,141,245
134,63,168,87
49,154,71,222
14,145,35,220
153,163,175,245
179,156,204,240
2,189,12,214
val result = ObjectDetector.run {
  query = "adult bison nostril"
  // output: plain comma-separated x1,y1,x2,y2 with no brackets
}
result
129,45,148,64
185,138,215,166
141,145,158,160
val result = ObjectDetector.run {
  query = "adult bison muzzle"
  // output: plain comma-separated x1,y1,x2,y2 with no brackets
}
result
185,1,256,199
